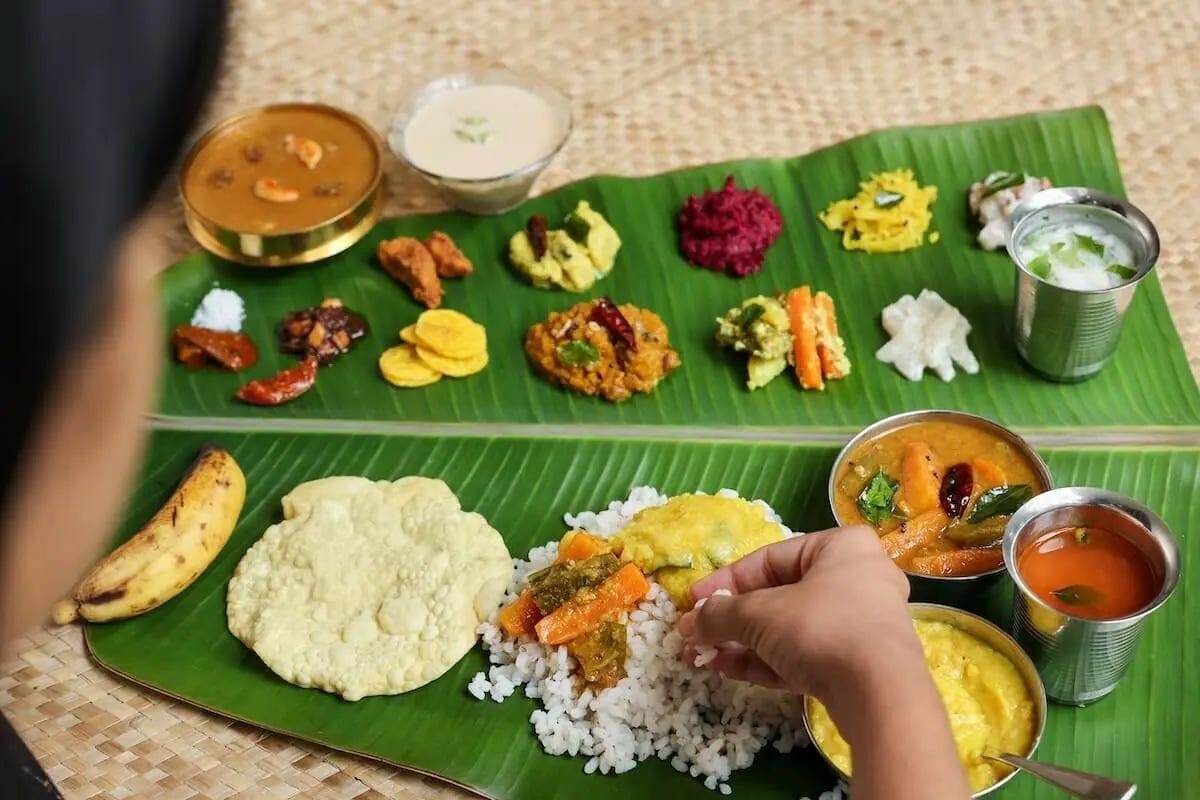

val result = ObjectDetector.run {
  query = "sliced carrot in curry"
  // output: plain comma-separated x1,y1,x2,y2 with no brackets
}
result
970,458,1008,488
900,442,942,515
814,291,848,380
879,509,949,562
535,563,650,646
909,548,1004,577
498,590,542,638
787,287,824,390
556,531,611,563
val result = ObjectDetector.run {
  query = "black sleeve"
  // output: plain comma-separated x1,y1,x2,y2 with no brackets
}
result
0,3,226,795
0,0,226,509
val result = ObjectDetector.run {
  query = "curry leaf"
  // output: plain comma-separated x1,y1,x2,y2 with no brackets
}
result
556,340,601,367
967,484,1033,523
1027,254,1052,279
857,469,900,526
981,171,1024,197
874,191,904,209
1107,264,1136,281
1074,232,1106,256
735,303,766,329
1052,584,1104,606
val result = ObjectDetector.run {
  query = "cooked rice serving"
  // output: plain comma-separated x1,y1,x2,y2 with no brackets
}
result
468,487,808,793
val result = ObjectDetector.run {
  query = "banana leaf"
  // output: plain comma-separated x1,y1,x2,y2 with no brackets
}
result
86,430,1200,799
157,106,1200,431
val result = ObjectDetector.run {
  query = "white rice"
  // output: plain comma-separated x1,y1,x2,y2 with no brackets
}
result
468,487,807,792
190,286,246,332
798,786,845,800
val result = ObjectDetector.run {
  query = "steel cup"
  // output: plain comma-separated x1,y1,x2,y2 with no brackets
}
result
1007,188,1159,382
1003,487,1180,705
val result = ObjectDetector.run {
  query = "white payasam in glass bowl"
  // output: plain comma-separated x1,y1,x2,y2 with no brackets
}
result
389,66,572,214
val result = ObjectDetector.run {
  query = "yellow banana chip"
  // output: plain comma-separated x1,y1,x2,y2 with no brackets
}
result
415,346,489,377
399,324,421,345
379,345,442,387
414,309,486,359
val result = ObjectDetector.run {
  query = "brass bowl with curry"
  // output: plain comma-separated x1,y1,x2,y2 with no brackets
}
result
179,103,386,267
802,603,1047,798
829,410,1053,605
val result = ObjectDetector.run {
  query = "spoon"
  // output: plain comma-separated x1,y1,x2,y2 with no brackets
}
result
985,752,1136,800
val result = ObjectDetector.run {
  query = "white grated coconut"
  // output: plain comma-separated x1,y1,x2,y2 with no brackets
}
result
875,290,979,382
468,487,807,793
190,286,246,332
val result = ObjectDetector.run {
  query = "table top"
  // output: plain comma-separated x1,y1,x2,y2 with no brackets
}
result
4,1,1198,797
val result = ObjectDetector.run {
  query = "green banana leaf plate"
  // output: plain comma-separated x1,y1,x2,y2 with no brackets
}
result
87,430,1200,799
157,106,1200,431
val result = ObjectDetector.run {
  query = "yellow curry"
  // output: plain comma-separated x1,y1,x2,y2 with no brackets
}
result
807,619,1036,793
834,420,1045,577
612,494,784,608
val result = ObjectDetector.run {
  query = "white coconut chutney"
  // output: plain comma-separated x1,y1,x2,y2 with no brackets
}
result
403,85,564,181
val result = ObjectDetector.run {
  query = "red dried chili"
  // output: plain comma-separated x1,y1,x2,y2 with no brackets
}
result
527,215,549,259
939,463,975,518
172,325,259,371
235,356,318,406
589,297,638,352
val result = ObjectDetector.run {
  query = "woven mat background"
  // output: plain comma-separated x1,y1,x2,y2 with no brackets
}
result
3,1,1198,798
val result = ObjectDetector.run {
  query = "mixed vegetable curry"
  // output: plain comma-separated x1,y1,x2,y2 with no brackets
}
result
498,494,785,689
834,420,1045,577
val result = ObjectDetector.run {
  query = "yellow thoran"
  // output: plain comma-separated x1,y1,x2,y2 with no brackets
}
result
819,169,939,253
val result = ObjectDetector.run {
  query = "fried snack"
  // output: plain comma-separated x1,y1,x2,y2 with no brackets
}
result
415,346,488,377
377,236,443,309
425,231,474,278
414,309,486,359
379,345,443,387
398,324,420,345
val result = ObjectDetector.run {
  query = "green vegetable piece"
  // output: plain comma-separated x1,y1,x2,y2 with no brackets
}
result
1107,264,1137,281
564,211,592,244
1027,254,1052,279
1073,527,1091,545
967,484,1034,524
1051,584,1104,607
736,303,767,329
943,516,1007,548
458,115,488,126
556,340,601,367
857,469,900,526
453,129,478,144
981,171,1024,197
1073,233,1106,256
526,553,620,614
874,191,904,209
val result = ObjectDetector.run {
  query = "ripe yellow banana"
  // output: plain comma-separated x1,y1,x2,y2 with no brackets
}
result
51,445,245,625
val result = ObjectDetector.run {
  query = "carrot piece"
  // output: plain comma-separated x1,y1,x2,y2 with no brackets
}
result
900,442,942,515
909,548,1004,577
555,531,611,564
814,291,849,380
879,509,949,562
970,458,1008,489
498,591,542,638
787,286,824,390
535,563,650,645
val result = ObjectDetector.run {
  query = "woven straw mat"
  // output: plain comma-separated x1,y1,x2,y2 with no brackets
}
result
3,1,1198,798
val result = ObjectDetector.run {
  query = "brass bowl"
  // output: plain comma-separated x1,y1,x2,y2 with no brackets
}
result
801,603,1048,798
828,409,1054,606
179,103,386,268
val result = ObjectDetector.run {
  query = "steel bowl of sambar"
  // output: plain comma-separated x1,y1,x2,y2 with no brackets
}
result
829,410,1053,607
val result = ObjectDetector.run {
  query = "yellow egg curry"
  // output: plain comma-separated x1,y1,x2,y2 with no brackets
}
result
807,619,1037,793
611,494,784,608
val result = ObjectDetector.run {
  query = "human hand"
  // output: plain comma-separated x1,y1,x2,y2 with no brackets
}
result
677,525,920,703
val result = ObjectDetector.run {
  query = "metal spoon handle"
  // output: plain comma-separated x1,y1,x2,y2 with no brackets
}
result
991,753,1137,800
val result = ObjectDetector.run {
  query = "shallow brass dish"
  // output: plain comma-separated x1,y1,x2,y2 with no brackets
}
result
179,103,386,268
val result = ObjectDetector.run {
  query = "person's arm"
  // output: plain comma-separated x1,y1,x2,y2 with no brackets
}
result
678,527,969,800
0,1,226,649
